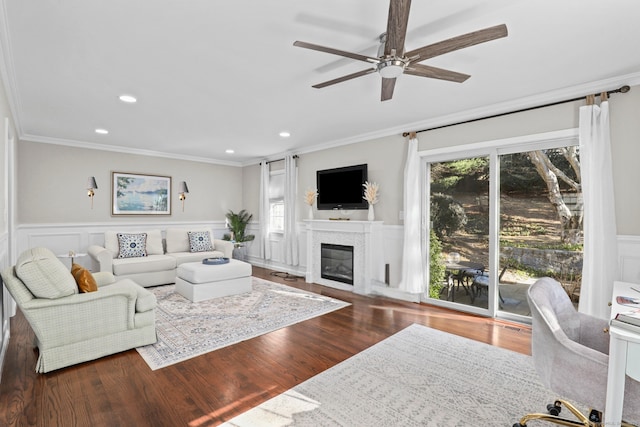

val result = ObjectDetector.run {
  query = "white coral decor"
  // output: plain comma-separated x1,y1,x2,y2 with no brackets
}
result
304,189,318,206
363,181,379,205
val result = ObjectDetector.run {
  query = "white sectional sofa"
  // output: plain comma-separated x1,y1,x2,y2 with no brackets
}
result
87,228,234,287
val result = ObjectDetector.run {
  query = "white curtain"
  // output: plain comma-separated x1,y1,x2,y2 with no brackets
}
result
579,97,618,319
284,154,299,266
259,161,271,260
398,135,425,293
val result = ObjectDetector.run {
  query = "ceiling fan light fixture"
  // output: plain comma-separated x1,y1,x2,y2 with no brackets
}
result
377,59,406,79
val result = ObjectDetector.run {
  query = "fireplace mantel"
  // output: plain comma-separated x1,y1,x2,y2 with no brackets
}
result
304,220,384,294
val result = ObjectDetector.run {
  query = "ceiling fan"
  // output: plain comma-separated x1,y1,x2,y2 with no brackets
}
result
293,0,508,101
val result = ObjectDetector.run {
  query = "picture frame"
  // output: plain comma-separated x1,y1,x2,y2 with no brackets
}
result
112,172,171,215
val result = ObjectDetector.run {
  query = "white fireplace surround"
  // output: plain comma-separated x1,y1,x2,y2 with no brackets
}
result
305,220,385,294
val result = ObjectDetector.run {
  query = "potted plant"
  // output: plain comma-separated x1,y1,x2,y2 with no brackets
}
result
223,210,255,259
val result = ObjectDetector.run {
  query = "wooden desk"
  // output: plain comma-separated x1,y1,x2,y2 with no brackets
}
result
605,281,640,426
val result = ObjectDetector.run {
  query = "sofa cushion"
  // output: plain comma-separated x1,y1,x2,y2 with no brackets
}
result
166,228,214,253
188,231,214,252
167,251,226,266
105,229,163,258
71,263,98,293
112,255,176,276
117,233,147,258
15,247,77,299
165,228,190,253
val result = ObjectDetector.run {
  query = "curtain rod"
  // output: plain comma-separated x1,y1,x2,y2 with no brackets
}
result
260,154,298,165
402,85,631,137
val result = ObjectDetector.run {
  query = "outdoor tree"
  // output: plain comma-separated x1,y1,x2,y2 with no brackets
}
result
430,150,583,245
430,193,468,239
428,229,446,298
527,148,582,244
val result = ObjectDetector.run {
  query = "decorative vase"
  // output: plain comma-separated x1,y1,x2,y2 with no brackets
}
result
308,205,314,220
368,204,375,221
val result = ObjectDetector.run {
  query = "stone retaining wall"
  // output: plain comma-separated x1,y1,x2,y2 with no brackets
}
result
501,246,583,275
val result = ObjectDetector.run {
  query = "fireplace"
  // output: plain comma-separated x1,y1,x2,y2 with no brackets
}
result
305,220,384,295
321,243,354,285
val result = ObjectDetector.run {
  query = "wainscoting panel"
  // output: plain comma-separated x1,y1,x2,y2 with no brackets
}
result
16,222,228,269
27,232,83,267
618,235,640,284
382,225,404,286
0,232,10,382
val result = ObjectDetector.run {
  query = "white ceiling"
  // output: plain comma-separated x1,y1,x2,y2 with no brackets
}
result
1,0,640,165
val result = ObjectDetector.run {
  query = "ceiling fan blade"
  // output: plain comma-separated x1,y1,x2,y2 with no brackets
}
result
385,0,412,56
405,24,508,62
381,78,396,101
294,41,378,63
404,63,470,83
312,68,376,89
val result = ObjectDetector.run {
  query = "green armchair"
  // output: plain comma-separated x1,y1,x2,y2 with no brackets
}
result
1,247,157,373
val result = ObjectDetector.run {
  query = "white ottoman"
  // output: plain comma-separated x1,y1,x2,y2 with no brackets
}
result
175,259,252,302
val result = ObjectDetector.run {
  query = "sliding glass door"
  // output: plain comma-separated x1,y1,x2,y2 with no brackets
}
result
426,137,583,320
429,156,490,311
498,148,583,317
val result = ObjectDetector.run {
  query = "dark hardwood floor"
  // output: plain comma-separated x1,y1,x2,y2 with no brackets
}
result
0,267,532,427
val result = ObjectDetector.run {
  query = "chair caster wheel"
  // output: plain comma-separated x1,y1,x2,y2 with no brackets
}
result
547,403,561,416
588,409,602,423
512,423,526,427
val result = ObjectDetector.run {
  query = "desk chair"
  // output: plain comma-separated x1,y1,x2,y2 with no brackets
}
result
513,277,640,427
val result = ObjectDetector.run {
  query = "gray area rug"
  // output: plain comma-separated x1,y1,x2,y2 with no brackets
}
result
136,277,350,370
222,323,584,426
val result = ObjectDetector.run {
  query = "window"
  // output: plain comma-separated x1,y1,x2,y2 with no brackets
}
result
270,200,284,232
426,130,583,321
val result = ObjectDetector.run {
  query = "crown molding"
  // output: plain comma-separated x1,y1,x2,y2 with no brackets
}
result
242,71,640,167
19,134,244,167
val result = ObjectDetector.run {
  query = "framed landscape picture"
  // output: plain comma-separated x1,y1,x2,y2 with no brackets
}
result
112,172,171,215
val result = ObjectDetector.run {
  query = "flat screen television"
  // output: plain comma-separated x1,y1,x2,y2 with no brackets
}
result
316,164,368,210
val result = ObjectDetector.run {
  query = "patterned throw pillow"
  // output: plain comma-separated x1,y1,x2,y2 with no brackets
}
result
117,233,147,258
188,231,214,252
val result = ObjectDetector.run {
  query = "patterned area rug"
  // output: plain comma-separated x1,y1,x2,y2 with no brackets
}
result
136,277,350,370
222,323,585,427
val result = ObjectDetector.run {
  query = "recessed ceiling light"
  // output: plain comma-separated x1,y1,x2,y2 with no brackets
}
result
95,128,109,135
279,131,291,138
225,149,235,154
119,94,137,103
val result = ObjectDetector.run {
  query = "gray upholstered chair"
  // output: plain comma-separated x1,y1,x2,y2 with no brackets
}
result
1,247,157,373
513,277,640,427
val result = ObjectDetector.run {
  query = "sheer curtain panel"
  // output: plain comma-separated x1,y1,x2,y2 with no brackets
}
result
284,155,299,266
579,97,618,319
398,135,425,293
259,161,271,260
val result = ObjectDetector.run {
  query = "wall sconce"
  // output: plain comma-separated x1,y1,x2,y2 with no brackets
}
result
178,181,189,212
87,176,98,209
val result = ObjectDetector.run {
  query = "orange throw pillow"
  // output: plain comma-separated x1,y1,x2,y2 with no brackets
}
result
71,263,98,293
